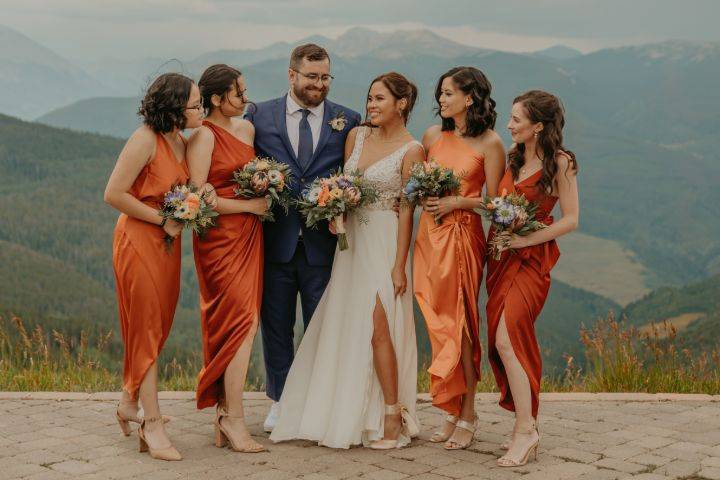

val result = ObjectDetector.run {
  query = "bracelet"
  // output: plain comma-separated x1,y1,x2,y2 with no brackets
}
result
160,216,167,227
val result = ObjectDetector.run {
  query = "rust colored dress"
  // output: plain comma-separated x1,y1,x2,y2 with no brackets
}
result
413,131,486,417
113,132,189,400
193,121,263,410
486,168,560,418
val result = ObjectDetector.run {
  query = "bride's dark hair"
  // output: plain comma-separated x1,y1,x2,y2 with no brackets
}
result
364,72,418,125
435,66,496,137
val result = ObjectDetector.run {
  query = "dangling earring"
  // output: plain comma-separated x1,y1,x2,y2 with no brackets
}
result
533,132,539,138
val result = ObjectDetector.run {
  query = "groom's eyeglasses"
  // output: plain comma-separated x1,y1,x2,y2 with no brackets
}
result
291,69,334,85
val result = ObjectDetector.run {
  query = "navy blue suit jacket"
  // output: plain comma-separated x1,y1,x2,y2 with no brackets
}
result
245,95,361,266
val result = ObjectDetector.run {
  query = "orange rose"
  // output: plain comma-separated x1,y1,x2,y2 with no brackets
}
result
317,185,331,207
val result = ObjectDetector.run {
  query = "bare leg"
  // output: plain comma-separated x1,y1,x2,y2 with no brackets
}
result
495,314,539,462
445,330,478,448
221,319,264,451
371,295,401,440
138,362,173,449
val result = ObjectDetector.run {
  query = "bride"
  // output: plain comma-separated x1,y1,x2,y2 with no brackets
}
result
269,72,425,449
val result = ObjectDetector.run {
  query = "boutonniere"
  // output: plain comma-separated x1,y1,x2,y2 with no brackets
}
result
328,111,347,132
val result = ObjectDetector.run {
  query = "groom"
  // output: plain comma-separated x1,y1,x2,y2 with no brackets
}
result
245,44,361,432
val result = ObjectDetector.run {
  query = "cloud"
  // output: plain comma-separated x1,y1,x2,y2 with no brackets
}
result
0,0,717,61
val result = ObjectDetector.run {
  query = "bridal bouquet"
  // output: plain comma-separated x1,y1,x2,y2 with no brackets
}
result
402,159,461,224
295,170,378,251
233,156,294,222
159,183,218,250
474,190,547,260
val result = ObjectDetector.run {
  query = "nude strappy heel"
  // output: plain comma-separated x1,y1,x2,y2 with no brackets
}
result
430,414,458,443
444,415,478,450
215,408,266,453
137,416,182,461
369,403,419,450
115,402,169,436
501,421,539,450
497,423,540,467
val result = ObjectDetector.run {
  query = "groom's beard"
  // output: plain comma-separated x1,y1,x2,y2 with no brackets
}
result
293,83,328,108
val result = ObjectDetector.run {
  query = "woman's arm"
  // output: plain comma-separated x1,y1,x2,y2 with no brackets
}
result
509,153,579,248
103,127,165,226
392,144,425,297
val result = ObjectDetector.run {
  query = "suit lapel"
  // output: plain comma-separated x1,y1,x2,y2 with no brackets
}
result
272,95,300,169
307,102,334,173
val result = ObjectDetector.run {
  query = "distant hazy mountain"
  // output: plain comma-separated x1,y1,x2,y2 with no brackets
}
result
565,40,720,144
532,45,583,61
189,27,485,72
37,96,142,138
0,25,106,119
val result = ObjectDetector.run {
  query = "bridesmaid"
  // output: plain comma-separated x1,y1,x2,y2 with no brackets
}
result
104,73,205,461
487,90,579,467
413,66,505,450
187,64,269,453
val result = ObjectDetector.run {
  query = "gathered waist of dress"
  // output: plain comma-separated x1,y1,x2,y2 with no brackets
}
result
362,192,399,212
424,208,483,226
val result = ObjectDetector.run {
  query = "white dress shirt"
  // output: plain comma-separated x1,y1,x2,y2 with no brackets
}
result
286,93,324,157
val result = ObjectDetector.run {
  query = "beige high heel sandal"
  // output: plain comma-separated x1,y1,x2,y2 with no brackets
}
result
115,402,169,436
430,414,458,443
497,424,540,467
137,417,182,461
215,408,266,453
500,421,540,450
369,403,420,450
444,416,478,450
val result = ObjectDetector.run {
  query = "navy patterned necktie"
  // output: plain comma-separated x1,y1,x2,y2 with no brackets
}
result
297,109,313,169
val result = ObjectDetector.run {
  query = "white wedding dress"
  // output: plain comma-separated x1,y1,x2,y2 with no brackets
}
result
269,126,421,449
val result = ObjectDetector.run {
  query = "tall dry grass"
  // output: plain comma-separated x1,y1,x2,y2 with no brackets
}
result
2,313,718,394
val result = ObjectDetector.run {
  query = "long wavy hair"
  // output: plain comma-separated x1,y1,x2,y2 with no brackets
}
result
509,90,578,195
435,66,496,137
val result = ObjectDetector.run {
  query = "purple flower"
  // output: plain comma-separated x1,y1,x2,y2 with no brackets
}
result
493,203,516,226
164,190,185,204
336,178,352,189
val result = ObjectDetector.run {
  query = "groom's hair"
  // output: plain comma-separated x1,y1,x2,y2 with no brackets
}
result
290,44,330,69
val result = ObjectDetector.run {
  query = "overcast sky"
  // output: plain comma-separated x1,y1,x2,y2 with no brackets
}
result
2,0,718,61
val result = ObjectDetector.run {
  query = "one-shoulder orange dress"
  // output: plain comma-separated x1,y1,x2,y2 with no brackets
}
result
413,131,486,417
113,132,189,400
193,121,263,410
486,168,560,418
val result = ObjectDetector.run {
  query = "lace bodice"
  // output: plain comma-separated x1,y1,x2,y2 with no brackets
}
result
345,126,422,210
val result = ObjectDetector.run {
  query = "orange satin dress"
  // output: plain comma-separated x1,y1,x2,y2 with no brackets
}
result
413,131,486,417
193,121,263,410
113,132,189,400
486,168,560,418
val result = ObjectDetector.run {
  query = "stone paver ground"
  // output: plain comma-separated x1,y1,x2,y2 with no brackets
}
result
2,392,720,480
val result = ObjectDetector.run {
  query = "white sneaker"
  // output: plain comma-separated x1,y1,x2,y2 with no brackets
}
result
263,401,280,433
